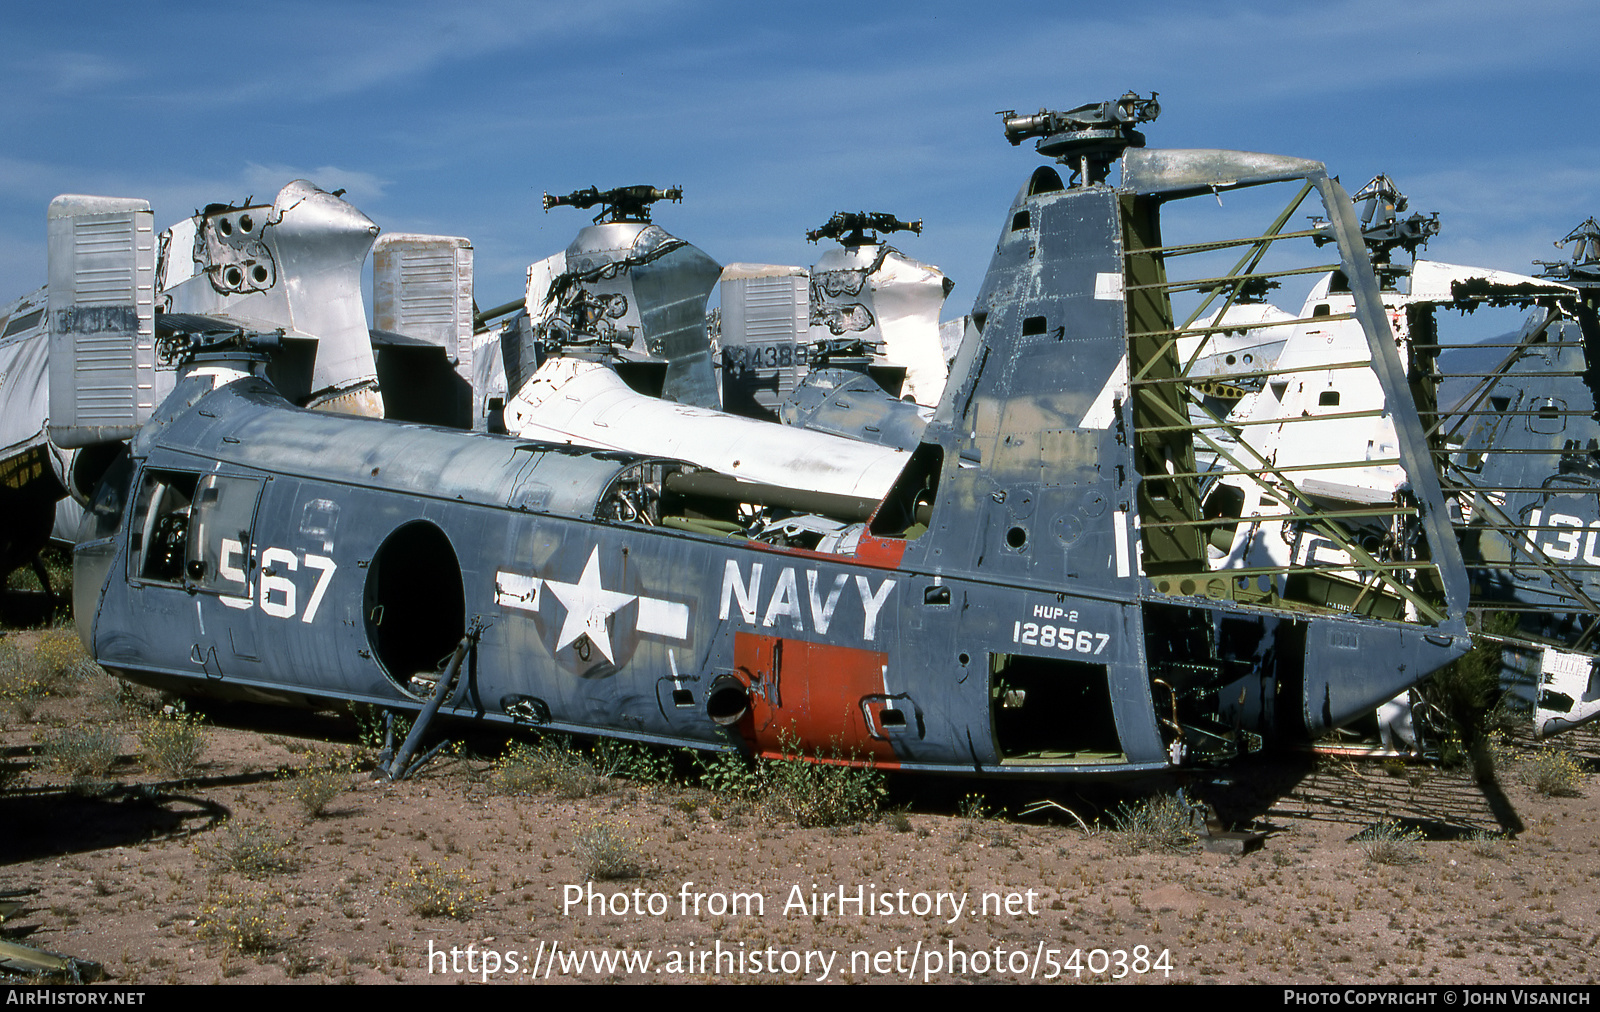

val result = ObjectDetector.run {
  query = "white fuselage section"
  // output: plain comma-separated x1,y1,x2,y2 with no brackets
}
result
505,357,911,500
1209,261,1567,576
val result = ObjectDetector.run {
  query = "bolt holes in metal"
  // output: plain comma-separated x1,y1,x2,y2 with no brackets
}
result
1006,525,1028,550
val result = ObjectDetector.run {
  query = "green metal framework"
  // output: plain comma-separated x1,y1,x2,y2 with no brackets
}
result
1123,179,1450,623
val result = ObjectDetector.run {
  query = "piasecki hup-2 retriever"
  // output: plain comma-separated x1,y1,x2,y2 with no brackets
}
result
63,97,1472,778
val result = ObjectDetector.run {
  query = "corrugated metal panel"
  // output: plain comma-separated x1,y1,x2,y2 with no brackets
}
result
741,276,808,341
46,195,156,446
373,234,474,372
724,272,807,343
720,272,808,409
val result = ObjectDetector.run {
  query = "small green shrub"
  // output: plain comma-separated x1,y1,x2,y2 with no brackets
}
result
592,738,675,783
1356,819,1423,865
694,750,761,796
490,739,601,798
40,726,121,781
200,822,299,878
1465,829,1505,859
1107,794,1199,854
571,819,646,881
284,761,354,818
352,705,411,752
1522,748,1585,797
1423,613,1520,769
197,885,286,955
392,862,481,920
761,751,885,829
698,734,885,829
4,546,70,597
139,709,206,777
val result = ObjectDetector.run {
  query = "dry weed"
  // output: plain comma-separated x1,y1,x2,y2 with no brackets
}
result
283,756,357,818
138,709,206,777
1107,794,1199,854
392,861,481,920
1522,748,1585,797
571,818,645,880
197,884,286,955
199,822,299,878
39,725,121,783
490,740,602,798
1356,820,1423,865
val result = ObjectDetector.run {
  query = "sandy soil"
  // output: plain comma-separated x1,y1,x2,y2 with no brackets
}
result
2,626,1598,986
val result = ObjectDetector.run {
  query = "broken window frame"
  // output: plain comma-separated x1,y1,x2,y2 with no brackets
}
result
127,467,262,599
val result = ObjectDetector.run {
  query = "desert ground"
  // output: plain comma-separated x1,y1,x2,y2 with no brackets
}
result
3,618,1598,987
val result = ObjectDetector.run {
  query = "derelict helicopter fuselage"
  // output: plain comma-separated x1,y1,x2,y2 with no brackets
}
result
69,104,1472,777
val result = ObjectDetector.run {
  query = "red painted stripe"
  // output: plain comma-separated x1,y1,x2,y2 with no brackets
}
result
733,632,899,763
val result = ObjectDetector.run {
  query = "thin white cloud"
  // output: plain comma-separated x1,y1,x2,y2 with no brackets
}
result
1400,162,1596,274
56,0,695,113
0,157,397,295
13,49,136,95
2,0,1596,317
240,163,391,206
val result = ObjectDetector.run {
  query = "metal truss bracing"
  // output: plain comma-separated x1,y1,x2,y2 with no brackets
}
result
1123,176,1458,626
1422,301,1600,651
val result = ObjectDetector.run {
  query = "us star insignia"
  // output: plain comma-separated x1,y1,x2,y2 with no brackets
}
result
543,546,636,664
493,546,691,663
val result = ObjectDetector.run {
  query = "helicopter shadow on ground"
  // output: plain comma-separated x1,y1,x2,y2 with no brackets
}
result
0,779,233,866
1197,746,1527,842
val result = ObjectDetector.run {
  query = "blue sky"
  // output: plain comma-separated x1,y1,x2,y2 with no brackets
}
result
2,0,1594,325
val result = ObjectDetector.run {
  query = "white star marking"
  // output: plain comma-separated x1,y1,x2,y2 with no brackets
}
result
543,546,636,664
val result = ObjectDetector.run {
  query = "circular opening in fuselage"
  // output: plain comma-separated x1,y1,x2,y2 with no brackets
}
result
363,521,465,697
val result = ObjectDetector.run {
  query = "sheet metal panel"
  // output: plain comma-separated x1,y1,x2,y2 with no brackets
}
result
0,288,49,459
46,195,157,447
373,234,474,374
719,267,809,411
